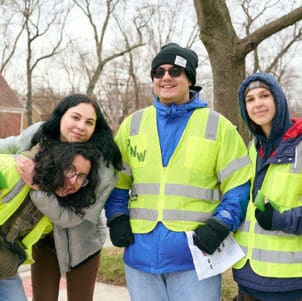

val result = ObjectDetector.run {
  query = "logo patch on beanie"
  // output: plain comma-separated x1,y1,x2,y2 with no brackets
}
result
174,55,187,68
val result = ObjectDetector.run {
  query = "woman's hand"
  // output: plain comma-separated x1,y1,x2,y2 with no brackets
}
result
15,156,39,190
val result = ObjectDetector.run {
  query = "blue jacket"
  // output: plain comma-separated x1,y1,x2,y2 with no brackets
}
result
234,72,302,298
106,93,250,274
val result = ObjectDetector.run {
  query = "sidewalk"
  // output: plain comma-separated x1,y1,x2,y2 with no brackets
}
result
20,218,131,300
20,265,131,301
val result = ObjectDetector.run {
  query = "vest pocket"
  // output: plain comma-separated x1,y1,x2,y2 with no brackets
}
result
269,171,302,211
184,137,218,173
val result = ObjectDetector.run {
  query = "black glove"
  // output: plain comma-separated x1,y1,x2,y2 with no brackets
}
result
193,218,230,254
107,214,134,247
255,202,274,230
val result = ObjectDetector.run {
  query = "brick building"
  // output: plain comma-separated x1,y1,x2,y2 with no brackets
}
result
0,74,24,138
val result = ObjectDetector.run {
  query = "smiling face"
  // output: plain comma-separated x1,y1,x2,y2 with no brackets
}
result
245,87,276,138
55,154,91,197
60,103,97,142
153,64,191,105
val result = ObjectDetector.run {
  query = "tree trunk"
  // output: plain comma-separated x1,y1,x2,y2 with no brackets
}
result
26,74,33,126
194,0,250,142
194,0,302,144
208,44,250,142
26,23,32,127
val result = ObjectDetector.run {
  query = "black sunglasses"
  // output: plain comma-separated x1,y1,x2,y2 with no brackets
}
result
151,66,184,79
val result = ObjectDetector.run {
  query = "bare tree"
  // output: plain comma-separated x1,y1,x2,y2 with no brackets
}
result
56,39,89,94
3,0,301,134
73,0,144,97
140,0,200,60
237,0,302,76
0,4,25,74
193,0,302,140
13,0,71,126
112,5,151,118
99,0,203,128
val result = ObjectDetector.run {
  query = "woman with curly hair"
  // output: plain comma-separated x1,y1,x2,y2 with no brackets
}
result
0,140,100,294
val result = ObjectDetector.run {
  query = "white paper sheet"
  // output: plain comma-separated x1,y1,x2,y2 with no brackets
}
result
186,231,245,280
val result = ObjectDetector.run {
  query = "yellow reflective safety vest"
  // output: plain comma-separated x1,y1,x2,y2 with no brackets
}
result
115,106,251,233
0,154,53,264
233,141,302,278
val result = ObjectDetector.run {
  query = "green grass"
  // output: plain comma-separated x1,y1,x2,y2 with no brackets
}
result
98,247,238,300
221,269,237,301
97,247,126,286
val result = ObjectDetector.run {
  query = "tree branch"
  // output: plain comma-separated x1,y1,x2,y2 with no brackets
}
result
241,6,302,54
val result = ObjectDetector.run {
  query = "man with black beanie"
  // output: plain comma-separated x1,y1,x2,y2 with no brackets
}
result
151,43,198,86
105,43,251,301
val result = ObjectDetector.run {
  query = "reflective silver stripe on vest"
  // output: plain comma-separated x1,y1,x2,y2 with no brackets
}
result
130,109,145,136
121,163,132,177
130,108,219,141
290,141,302,173
163,210,211,222
240,221,294,238
218,155,250,183
129,208,157,221
165,184,219,201
252,248,302,264
205,110,219,140
2,179,26,204
129,207,211,222
131,183,219,201
240,245,248,255
131,183,160,195
254,224,294,237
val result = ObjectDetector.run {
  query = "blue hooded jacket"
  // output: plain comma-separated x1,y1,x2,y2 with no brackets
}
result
106,90,250,274
234,72,302,299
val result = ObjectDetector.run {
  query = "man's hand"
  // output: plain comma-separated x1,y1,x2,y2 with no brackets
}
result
108,214,134,247
193,218,230,254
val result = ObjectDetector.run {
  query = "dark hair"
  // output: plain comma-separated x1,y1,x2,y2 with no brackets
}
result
32,139,100,212
31,94,122,170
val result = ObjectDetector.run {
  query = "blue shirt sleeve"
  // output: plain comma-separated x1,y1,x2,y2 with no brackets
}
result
104,188,130,221
213,181,250,232
273,206,302,235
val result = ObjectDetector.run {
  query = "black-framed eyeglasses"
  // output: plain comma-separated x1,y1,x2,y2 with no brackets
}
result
151,66,184,79
64,166,89,187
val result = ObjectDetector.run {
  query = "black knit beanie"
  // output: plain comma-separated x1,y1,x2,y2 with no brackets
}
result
151,43,198,86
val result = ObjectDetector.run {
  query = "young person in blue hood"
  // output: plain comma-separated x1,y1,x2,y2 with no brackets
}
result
105,43,251,301
233,72,302,301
